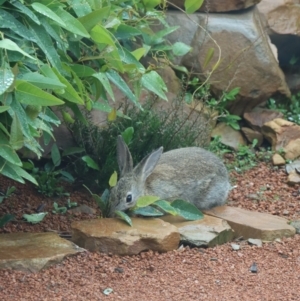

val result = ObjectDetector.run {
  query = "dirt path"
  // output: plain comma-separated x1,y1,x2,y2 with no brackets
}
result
0,163,300,301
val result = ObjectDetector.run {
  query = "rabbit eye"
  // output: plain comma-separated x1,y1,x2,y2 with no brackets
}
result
126,193,132,203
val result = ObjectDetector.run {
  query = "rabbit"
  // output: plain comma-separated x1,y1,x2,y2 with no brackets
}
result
108,135,231,216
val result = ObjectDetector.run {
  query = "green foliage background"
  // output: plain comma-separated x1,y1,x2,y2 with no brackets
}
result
0,0,194,184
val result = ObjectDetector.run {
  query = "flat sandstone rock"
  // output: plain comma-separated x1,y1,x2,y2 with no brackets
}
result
71,218,180,255
161,215,234,247
0,232,84,272
204,206,295,241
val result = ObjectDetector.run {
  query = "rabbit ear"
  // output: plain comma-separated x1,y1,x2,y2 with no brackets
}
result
117,135,133,177
134,147,163,182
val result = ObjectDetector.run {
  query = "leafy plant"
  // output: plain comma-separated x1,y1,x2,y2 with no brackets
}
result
52,199,77,214
267,95,300,125
0,0,192,184
72,95,213,190
0,185,16,203
185,80,241,130
25,144,75,197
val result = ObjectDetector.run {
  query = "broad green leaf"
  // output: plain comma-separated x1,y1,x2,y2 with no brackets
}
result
81,155,100,170
184,0,204,14
203,47,215,68
115,210,132,226
83,184,107,213
226,87,241,100
101,189,110,204
0,214,15,227
51,144,61,167
0,131,22,166
0,64,14,95
0,158,24,183
0,39,36,61
23,212,48,224
109,171,118,187
154,200,178,215
71,64,95,77
54,8,90,38
60,171,75,182
171,199,204,220
106,70,138,106
18,72,66,90
67,0,92,17
10,115,24,150
90,25,115,46
142,0,162,9
172,42,192,56
131,48,146,61
52,69,84,104
117,47,145,72
93,73,115,101
78,7,111,32
146,26,179,45
0,106,10,113
132,206,164,216
29,22,63,71
11,1,41,24
15,80,64,106
31,3,66,27
0,10,35,42
136,195,160,208
115,24,141,40
121,127,134,145
141,71,168,101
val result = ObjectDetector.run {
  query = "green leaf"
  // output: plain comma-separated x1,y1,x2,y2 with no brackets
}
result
106,70,138,106
132,206,164,216
141,71,168,101
0,214,15,227
0,158,24,184
10,115,24,150
184,0,204,14
0,64,14,95
71,65,95,77
0,106,10,113
11,1,41,24
31,3,66,27
92,73,115,101
15,80,64,106
18,72,66,90
109,171,118,187
154,200,178,216
101,189,110,204
172,42,192,56
81,155,100,170
11,164,38,185
52,69,84,105
121,127,134,145
29,22,63,71
0,131,22,166
68,0,92,17
51,144,61,167
115,24,141,40
117,46,145,72
78,7,111,32
83,184,107,213
90,25,115,46
142,0,162,9
23,212,48,224
171,199,204,220
115,210,132,226
136,195,160,208
54,7,90,38
0,39,36,61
